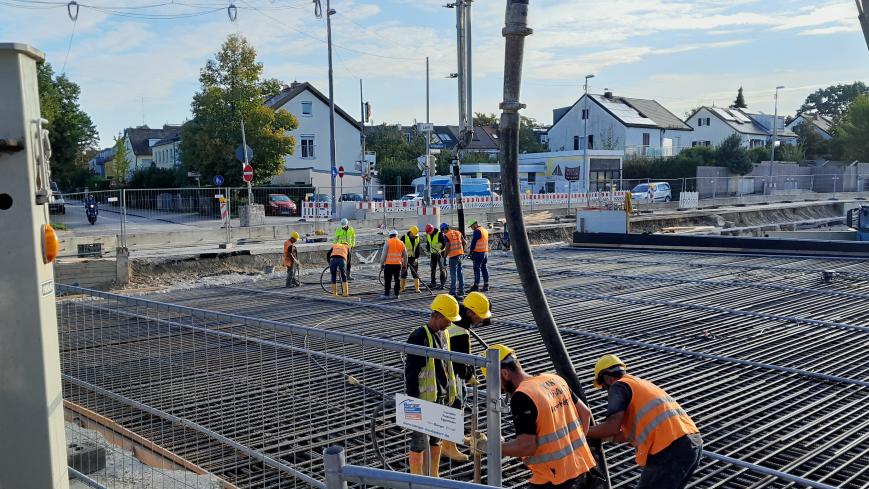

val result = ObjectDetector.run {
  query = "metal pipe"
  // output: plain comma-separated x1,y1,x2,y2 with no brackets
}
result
68,467,108,489
485,348,502,486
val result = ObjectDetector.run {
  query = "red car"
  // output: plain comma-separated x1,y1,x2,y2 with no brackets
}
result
266,194,298,216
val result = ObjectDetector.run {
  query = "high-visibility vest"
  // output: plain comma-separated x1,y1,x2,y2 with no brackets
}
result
417,326,457,404
330,243,349,261
283,240,296,267
334,227,356,247
444,230,464,258
515,374,596,485
446,324,469,353
403,234,420,257
618,374,699,467
427,231,444,255
473,227,489,253
385,238,405,265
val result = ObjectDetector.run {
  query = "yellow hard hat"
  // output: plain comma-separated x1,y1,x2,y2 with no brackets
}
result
463,292,492,319
480,344,515,377
409,225,419,237
593,354,627,389
290,231,300,240
431,294,462,322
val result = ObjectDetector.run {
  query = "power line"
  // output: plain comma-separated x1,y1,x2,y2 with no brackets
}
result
60,15,77,74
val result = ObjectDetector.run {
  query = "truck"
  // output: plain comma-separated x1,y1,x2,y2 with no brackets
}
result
410,176,494,199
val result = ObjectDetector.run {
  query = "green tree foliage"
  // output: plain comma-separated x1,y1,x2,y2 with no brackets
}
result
181,34,297,186
833,94,869,161
797,82,868,119
474,112,548,153
792,121,829,160
128,167,186,188
37,62,99,189
716,134,752,174
772,143,806,162
623,146,718,180
364,124,424,190
731,87,748,109
111,135,129,184
746,146,771,163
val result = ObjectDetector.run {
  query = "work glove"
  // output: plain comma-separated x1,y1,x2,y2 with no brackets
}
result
467,376,480,387
469,432,505,453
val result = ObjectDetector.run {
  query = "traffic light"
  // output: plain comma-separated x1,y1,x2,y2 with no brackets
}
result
368,160,377,177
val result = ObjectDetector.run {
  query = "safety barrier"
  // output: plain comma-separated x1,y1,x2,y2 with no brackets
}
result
302,201,332,219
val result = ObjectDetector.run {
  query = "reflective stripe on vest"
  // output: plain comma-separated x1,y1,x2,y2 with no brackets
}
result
473,228,489,253
417,326,457,404
445,230,464,258
403,235,420,256
619,375,699,467
385,238,405,265
330,243,348,261
427,231,444,254
514,374,596,485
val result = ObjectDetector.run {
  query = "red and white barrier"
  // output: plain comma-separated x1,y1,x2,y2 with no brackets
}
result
301,201,331,219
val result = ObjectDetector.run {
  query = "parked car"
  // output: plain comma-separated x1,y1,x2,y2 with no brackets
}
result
48,180,66,214
309,193,332,203
631,182,672,203
340,193,363,202
400,193,423,202
266,194,298,216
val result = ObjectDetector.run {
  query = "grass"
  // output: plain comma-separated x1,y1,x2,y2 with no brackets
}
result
51,222,69,231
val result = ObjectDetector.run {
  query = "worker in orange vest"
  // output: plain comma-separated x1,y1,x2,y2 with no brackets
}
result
380,229,408,299
477,345,597,489
442,223,467,300
283,231,301,288
467,220,489,292
326,242,350,297
586,355,702,489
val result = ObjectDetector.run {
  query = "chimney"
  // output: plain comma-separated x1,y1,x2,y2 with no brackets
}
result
604,90,614,100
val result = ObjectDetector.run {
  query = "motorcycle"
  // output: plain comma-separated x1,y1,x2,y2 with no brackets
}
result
85,200,98,225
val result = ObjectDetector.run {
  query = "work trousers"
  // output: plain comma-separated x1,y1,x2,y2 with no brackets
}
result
329,257,347,284
346,248,352,278
636,434,703,489
383,264,402,296
449,255,464,297
429,253,446,287
410,396,445,451
285,263,300,287
529,473,590,489
471,252,489,285
400,258,419,279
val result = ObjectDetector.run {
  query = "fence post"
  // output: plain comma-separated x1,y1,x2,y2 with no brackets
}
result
226,188,232,246
323,446,348,489
120,188,127,249
486,348,502,487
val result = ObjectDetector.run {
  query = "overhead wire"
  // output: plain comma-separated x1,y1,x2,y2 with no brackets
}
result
60,2,78,74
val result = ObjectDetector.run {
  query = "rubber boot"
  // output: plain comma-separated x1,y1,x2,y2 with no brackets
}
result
469,284,479,292
429,445,442,478
414,279,421,293
481,284,489,292
342,282,349,297
331,283,338,297
441,441,469,462
408,451,424,475
400,279,407,293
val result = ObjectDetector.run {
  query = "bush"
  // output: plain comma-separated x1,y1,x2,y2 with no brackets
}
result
747,146,770,163
716,134,752,175
128,166,187,188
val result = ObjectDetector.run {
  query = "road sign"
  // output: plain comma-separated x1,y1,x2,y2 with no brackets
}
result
242,164,254,183
565,166,581,182
395,394,464,443
416,122,434,132
338,165,345,179
213,175,225,186
331,166,338,178
235,144,254,163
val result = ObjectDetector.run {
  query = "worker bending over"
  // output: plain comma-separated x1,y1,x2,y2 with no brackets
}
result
283,231,301,288
334,218,356,280
481,345,597,489
442,223,468,299
400,226,422,293
326,242,350,297
467,220,490,292
381,229,408,299
404,294,462,477
586,355,702,489
425,224,447,290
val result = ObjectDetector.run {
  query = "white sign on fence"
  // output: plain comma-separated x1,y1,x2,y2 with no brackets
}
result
395,393,464,444
107,197,118,202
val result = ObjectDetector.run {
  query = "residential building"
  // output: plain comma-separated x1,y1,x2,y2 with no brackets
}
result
87,146,116,179
122,124,182,176
398,124,501,159
786,113,834,140
685,107,797,149
151,133,182,170
547,91,693,158
265,81,362,189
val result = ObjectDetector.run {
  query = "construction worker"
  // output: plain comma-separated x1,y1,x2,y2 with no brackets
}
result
442,223,467,299
479,345,597,489
326,242,350,297
380,229,408,299
400,226,422,293
467,220,490,292
425,223,447,290
586,355,702,489
334,218,356,280
404,294,462,477
283,231,301,288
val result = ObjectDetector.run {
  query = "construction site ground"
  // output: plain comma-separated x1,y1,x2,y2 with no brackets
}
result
57,244,869,489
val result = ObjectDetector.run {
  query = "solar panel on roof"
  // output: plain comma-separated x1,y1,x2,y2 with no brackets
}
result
732,110,752,123
713,108,737,122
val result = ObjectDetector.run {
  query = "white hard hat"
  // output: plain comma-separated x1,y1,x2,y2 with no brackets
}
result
388,229,398,237
341,218,349,226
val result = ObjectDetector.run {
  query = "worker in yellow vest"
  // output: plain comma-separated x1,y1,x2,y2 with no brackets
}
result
586,355,702,489
380,229,408,299
442,223,467,299
283,231,301,288
425,223,447,290
478,345,597,489
400,226,422,293
326,242,350,297
467,220,490,292
404,294,462,477
334,218,356,280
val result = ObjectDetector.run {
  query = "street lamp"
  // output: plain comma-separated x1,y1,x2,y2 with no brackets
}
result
770,85,784,164
314,0,338,218
582,74,594,192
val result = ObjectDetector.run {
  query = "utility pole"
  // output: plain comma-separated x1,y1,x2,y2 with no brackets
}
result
771,85,784,164
582,74,594,193
497,3,611,487
858,0,869,52
448,0,472,233
240,118,252,204
315,0,338,218
360,79,367,201
425,56,432,205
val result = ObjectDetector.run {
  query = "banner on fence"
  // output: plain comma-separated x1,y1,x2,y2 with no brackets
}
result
395,394,464,444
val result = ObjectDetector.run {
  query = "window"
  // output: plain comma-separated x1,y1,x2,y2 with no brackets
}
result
301,101,312,116
698,118,703,127
587,135,594,150
527,172,536,183
706,118,711,126
642,133,650,146
581,109,589,120
301,136,315,158
573,136,580,151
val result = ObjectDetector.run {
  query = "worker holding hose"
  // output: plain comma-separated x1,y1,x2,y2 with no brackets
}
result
442,223,468,299
478,344,597,489
586,355,702,489
425,224,447,290
326,242,350,297
400,226,422,293
404,294,462,477
283,231,301,288
381,230,408,299
467,220,490,292
334,218,356,280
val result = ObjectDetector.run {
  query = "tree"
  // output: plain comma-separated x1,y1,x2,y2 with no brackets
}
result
473,112,498,127
797,82,868,119
181,34,297,186
731,87,747,109
716,134,752,174
746,146,770,163
110,135,129,184
792,121,829,160
37,62,99,189
518,116,548,153
833,94,869,161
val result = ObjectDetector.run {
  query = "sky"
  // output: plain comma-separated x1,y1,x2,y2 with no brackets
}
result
2,0,868,148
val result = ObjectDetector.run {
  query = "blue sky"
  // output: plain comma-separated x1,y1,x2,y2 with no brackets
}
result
2,0,868,147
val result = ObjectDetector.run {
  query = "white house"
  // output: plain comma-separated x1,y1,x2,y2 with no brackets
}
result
547,91,693,158
265,82,362,189
122,124,182,176
786,113,834,140
685,107,797,149
151,133,182,170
